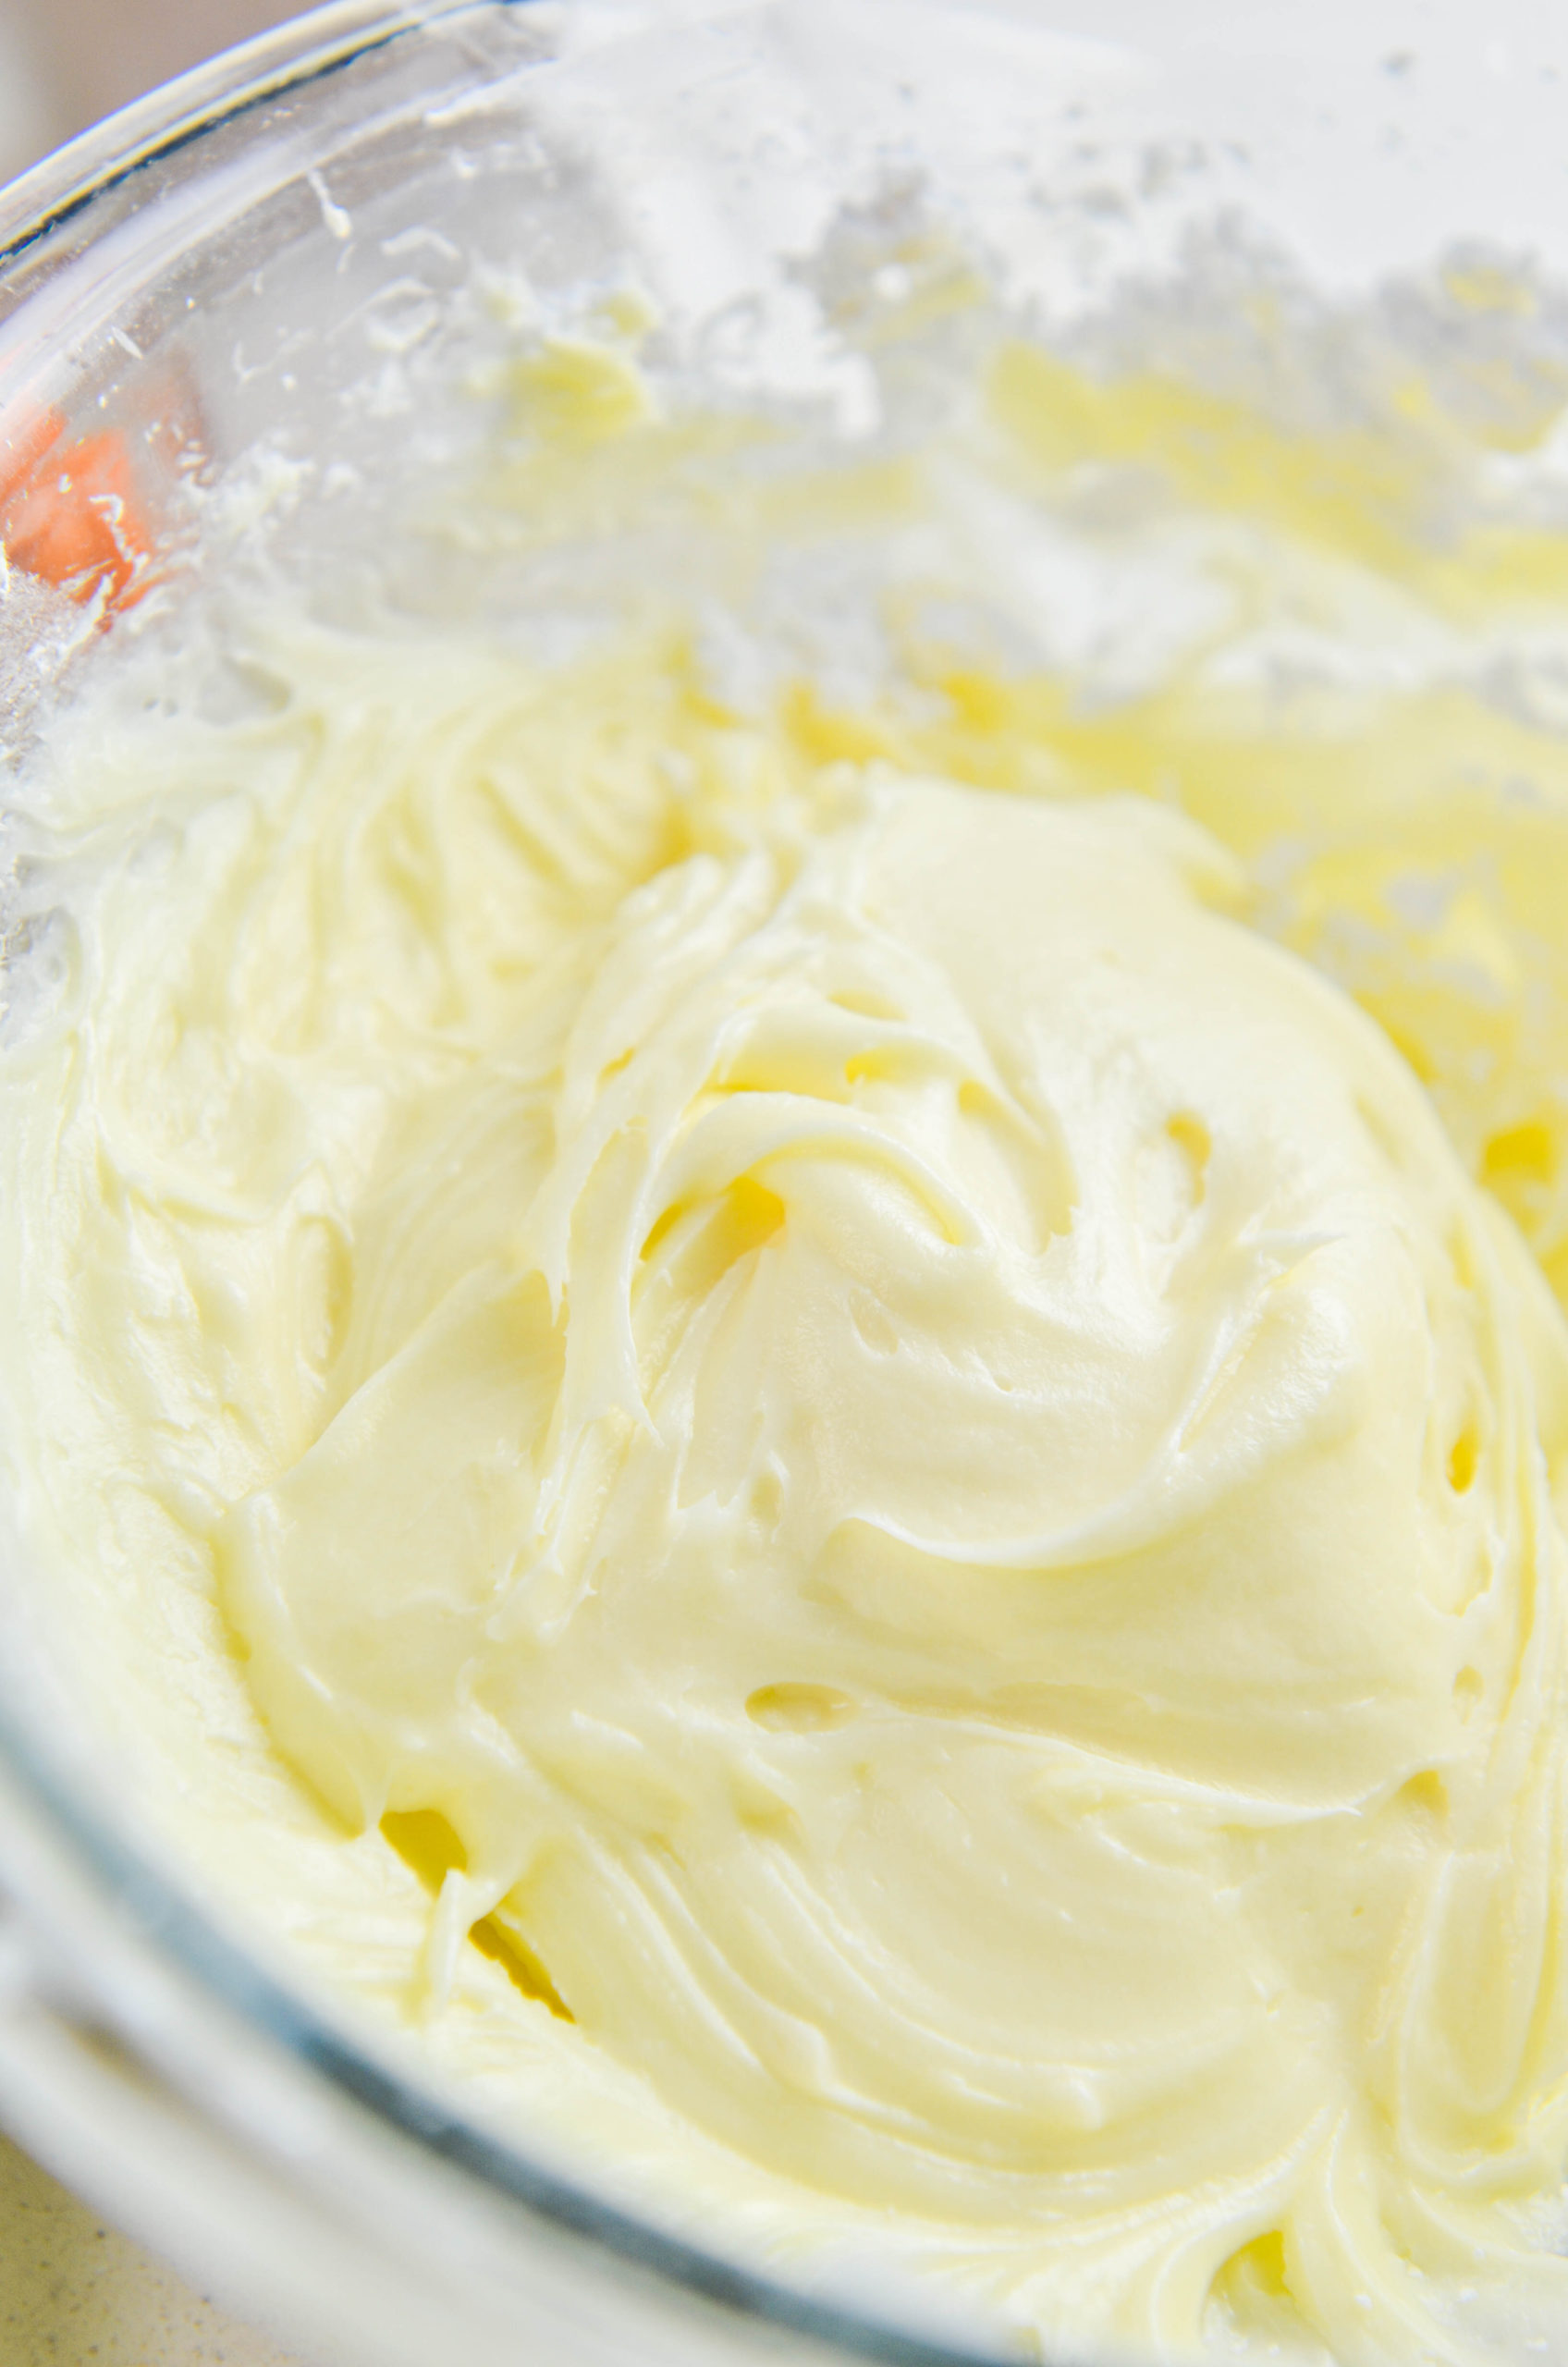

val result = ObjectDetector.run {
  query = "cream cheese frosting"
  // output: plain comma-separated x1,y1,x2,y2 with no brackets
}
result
221,754,1568,2347
10,300,1568,2363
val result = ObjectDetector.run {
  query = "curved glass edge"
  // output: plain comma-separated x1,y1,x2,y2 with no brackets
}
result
0,1679,1046,2367
0,0,536,274
0,7,1079,2363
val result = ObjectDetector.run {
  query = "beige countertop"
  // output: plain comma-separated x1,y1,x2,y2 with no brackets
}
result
0,1,311,182
0,2131,304,2367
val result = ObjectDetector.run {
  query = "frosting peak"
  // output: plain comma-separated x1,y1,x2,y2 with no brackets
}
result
204,768,1568,2351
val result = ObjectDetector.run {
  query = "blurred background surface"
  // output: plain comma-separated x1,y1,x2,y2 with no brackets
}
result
0,0,311,183
0,2130,299,2366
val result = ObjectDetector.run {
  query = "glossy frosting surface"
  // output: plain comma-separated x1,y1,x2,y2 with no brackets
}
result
9,315,1568,2363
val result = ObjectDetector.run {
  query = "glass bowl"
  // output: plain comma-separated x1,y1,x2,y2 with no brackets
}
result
1,6,1566,2364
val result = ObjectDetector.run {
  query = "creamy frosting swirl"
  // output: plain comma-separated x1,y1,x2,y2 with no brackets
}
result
7,610,1568,2362
208,757,1568,2357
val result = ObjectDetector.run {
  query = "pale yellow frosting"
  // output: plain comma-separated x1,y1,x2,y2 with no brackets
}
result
219,746,1568,2353
8,315,1568,2364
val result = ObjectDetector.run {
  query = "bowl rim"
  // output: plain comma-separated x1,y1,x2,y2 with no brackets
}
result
0,0,524,272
